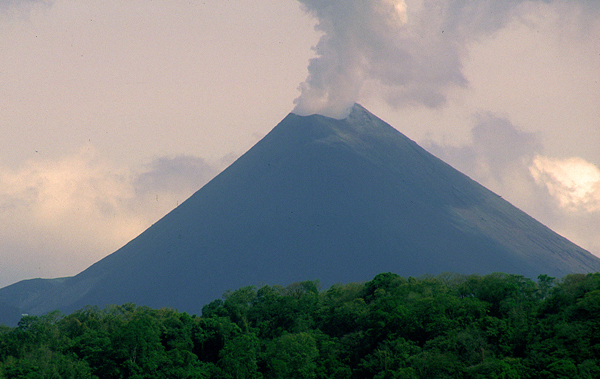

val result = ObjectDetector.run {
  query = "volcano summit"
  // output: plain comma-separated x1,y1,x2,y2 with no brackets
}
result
1,104,599,324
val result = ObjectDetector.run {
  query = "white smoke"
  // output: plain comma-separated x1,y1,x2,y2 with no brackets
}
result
292,0,555,119
293,0,410,118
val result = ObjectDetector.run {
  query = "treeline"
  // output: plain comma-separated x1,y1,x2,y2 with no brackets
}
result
1,272,599,378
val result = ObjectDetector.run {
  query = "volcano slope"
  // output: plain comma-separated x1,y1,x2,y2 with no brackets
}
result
2,104,599,324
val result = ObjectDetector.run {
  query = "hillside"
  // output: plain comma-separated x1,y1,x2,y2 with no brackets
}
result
1,104,599,325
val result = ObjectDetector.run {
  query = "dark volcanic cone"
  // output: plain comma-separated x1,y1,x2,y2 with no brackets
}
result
2,104,599,324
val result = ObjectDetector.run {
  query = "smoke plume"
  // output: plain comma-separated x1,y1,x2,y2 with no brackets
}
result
293,0,545,119
293,0,410,118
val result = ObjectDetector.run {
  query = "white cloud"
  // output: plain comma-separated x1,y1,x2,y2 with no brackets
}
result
0,146,223,287
292,0,581,119
530,155,600,213
425,115,600,258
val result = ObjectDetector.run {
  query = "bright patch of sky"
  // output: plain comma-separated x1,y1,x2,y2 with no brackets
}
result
530,156,600,212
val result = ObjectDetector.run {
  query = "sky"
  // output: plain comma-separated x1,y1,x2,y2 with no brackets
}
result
1,0,599,288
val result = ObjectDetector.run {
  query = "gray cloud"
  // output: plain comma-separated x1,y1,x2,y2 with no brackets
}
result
425,114,600,256
135,155,219,197
0,150,226,287
293,0,556,118
0,0,52,13
469,113,541,177
129,155,225,218
426,113,541,183
424,113,550,219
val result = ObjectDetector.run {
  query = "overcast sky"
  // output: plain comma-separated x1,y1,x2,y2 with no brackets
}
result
1,0,599,288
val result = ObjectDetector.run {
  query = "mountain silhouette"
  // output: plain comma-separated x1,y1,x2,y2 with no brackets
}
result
1,104,599,325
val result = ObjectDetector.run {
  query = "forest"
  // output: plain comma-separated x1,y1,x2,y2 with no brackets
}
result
0,271,599,378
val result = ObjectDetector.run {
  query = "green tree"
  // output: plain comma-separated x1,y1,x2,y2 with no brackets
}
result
265,332,319,379
219,333,261,379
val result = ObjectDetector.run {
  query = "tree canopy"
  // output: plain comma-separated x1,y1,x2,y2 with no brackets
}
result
1,272,599,378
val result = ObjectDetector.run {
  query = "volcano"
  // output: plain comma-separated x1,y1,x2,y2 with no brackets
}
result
1,104,599,325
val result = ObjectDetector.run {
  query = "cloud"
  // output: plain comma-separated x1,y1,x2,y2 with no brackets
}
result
426,113,541,202
527,155,600,255
425,114,600,257
530,155,600,213
292,0,559,119
0,146,223,287
0,0,52,17
293,0,411,118
0,0,51,8
134,155,220,202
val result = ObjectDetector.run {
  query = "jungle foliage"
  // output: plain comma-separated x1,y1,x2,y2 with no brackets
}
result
1,272,600,378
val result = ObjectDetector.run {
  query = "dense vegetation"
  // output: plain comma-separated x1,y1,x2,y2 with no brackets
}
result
1,272,599,378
